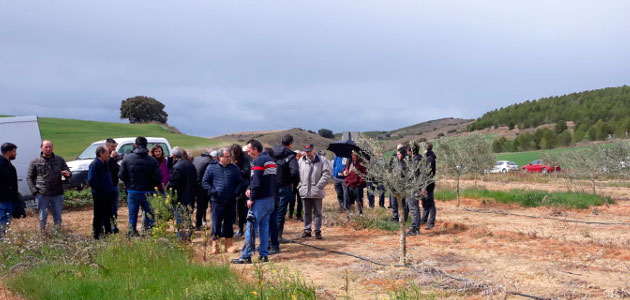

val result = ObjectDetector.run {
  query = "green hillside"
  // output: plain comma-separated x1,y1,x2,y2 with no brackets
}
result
36,117,228,159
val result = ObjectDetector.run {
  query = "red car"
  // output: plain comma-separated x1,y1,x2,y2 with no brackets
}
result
521,160,561,174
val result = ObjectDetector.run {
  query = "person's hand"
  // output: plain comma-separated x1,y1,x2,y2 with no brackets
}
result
61,170,70,177
245,189,251,198
247,200,254,209
110,151,119,159
420,189,427,197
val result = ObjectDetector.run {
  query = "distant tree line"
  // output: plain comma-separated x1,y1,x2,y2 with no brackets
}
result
468,85,630,132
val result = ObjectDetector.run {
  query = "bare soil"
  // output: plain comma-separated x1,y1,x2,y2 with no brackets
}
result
4,181,630,299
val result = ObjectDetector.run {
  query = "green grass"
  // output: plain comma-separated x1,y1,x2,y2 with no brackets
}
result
4,234,315,300
495,144,592,167
38,117,230,159
434,188,613,209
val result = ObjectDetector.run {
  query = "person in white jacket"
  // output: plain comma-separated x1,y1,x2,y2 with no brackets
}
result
297,144,332,239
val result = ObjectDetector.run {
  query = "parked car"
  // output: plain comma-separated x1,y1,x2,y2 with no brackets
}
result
0,115,43,208
64,137,172,188
521,160,561,174
490,160,519,173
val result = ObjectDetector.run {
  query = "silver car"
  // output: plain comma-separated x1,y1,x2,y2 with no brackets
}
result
490,160,519,174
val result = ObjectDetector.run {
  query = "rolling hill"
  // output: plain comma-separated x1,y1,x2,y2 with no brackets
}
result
213,128,335,153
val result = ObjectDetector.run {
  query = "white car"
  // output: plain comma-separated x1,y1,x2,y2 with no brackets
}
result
65,137,172,187
490,160,519,174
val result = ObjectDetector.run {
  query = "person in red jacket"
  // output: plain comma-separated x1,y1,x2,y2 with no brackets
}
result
343,151,367,215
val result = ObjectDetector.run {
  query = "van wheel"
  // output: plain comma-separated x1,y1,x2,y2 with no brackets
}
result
501,169,507,174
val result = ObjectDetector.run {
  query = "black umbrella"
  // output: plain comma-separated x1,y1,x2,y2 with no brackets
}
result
327,139,357,158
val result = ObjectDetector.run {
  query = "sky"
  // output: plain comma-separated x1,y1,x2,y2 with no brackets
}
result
1,1,629,137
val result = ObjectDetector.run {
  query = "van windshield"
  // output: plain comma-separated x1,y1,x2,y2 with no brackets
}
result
78,143,105,160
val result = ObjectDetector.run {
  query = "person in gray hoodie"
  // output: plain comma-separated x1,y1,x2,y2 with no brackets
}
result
297,144,331,239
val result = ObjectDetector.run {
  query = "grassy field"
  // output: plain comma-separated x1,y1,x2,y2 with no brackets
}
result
495,146,584,167
36,117,230,159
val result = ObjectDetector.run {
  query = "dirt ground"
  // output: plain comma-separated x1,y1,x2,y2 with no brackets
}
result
4,180,630,299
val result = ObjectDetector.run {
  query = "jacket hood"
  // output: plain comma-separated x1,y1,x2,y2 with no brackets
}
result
272,146,294,159
133,147,149,156
425,150,436,159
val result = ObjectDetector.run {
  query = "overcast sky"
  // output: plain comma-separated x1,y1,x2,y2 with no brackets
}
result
1,1,629,137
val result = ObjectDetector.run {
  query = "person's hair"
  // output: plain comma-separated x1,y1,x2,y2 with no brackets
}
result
424,142,433,151
396,143,404,150
230,144,244,162
217,148,230,158
410,142,420,155
106,138,117,145
281,134,293,146
151,144,165,161
264,147,274,157
247,139,263,152
171,147,183,159
41,140,53,147
95,145,108,157
1,143,17,154
135,136,148,148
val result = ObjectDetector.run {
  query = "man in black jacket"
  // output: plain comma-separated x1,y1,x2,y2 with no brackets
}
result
192,148,214,230
273,134,300,245
88,146,115,239
421,142,437,230
105,138,121,233
0,143,18,238
167,147,197,240
118,137,162,236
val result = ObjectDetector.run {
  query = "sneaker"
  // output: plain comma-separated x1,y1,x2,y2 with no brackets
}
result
279,237,291,244
406,230,419,236
315,231,323,240
231,257,252,264
258,256,269,262
425,224,434,230
269,247,280,255
301,231,312,238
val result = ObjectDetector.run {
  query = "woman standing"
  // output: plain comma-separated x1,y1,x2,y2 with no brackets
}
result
151,145,170,191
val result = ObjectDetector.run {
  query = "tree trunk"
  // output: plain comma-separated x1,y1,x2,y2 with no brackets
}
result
456,175,461,207
591,175,596,195
396,193,407,265
474,173,478,188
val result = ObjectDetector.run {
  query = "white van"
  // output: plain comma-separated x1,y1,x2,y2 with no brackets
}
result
65,137,172,187
0,116,43,206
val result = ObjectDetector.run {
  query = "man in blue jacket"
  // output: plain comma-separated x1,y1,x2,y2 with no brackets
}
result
232,139,276,264
332,155,349,210
88,146,115,239
202,148,243,254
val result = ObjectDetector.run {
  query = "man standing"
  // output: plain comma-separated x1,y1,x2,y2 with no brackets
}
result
0,143,18,238
105,138,121,233
27,140,71,233
344,151,366,215
421,142,437,230
88,146,115,239
297,144,331,239
272,134,300,245
118,137,162,236
193,148,214,230
406,143,423,236
202,148,243,253
167,147,197,240
332,155,349,211
232,139,276,264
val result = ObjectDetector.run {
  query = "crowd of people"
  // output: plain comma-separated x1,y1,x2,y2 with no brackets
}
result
0,134,437,263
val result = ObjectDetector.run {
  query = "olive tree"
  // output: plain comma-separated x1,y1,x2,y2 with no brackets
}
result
355,137,434,265
436,134,494,206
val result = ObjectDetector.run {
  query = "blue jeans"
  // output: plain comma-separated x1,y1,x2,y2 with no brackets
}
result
0,201,13,238
276,185,294,237
36,194,64,231
241,197,274,259
333,178,349,210
127,191,154,233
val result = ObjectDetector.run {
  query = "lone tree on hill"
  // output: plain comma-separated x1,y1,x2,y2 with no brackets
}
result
318,128,335,139
120,96,168,124
355,137,434,265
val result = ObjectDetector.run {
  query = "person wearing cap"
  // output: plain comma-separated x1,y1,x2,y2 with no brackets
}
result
297,144,332,239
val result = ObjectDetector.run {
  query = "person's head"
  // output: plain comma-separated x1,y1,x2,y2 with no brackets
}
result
396,144,404,151
151,144,165,161
351,151,358,162
295,150,303,160
230,144,244,162
106,138,118,152
41,140,53,157
95,145,109,162
135,136,148,149
171,147,183,161
424,142,433,153
304,144,315,160
281,134,294,149
247,139,263,159
1,143,17,160
210,150,218,160
410,142,420,156
218,148,231,166
396,147,407,160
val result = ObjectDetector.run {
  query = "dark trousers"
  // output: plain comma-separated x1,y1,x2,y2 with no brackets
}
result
347,185,364,214
288,186,303,219
195,186,209,228
276,185,293,237
236,194,248,231
391,195,408,221
269,201,279,249
93,193,113,239
210,200,236,239
333,177,349,210
421,188,436,225
367,182,384,208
